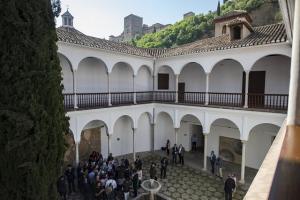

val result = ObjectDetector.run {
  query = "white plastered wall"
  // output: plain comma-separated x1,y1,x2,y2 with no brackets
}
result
179,63,206,92
210,60,244,93
155,112,175,150
251,55,291,94
59,54,73,93
112,116,134,156
136,66,152,91
136,113,152,152
110,63,134,92
77,58,108,93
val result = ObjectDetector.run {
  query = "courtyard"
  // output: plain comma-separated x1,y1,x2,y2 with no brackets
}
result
68,151,253,200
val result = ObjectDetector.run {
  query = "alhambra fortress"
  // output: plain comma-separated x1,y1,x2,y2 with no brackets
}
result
109,0,280,43
57,0,300,199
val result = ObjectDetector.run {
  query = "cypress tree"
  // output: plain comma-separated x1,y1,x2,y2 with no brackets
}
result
217,1,221,16
0,0,68,199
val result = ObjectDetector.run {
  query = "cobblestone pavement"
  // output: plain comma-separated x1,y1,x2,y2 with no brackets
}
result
67,152,249,200
139,154,247,200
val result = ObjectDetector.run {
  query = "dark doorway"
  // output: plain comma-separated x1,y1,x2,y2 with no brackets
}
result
243,71,266,107
158,73,169,90
178,82,185,103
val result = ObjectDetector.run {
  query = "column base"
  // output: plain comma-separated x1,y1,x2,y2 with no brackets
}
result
239,179,245,184
202,167,207,171
243,105,248,109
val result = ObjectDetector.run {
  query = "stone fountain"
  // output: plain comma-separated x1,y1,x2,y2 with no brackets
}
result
141,179,162,200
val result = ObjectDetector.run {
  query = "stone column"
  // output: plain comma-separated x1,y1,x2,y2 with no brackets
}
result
244,71,250,108
133,74,137,104
287,0,300,126
205,73,210,105
75,142,80,165
107,134,112,155
240,140,247,184
174,128,179,144
107,72,112,106
203,133,208,170
133,128,136,161
175,74,179,103
73,71,78,109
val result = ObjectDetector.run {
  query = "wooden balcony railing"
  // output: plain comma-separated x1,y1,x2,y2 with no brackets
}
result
63,93,74,110
248,93,288,110
209,92,243,107
77,93,109,109
177,92,206,104
63,92,288,112
111,92,134,105
136,91,153,103
152,91,176,102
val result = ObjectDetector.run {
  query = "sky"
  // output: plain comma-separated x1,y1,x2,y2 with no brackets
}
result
57,0,221,39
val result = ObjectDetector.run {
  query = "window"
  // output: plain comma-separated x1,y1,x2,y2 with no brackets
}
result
158,73,169,90
233,26,241,40
222,25,227,34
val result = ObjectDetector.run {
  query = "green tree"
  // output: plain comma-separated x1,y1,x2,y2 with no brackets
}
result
0,0,68,199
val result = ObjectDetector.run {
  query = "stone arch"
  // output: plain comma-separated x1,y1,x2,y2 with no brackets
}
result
155,111,174,126
79,120,108,161
58,53,74,93
178,62,206,92
246,123,281,169
208,118,242,164
178,114,204,151
112,115,135,156
136,112,153,153
208,117,242,136
210,59,245,93
249,54,291,95
155,111,175,150
136,65,153,91
77,57,108,93
110,62,134,92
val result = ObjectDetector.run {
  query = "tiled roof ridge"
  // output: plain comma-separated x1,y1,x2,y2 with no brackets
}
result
56,23,287,58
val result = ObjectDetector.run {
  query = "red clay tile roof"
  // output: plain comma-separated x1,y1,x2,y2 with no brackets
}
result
57,23,287,58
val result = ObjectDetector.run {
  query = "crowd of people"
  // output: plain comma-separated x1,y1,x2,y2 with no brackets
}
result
57,152,144,200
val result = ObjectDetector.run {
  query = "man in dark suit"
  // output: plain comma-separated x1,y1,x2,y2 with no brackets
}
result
210,151,216,174
160,157,168,179
178,144,185,165
224,175,236,200
172,144,178,164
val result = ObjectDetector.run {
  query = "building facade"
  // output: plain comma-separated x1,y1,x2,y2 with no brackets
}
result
58,10,291,183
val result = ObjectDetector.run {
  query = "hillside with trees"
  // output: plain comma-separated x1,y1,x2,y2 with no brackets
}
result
133,0,281,48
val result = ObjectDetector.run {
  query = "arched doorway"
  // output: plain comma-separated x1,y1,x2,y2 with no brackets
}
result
210,59,244,106
178,114,204,152
248,55,291,109
208,118,241,164
77,57,108,93
79,120,108,161
179,62,206,103
110,62,134,92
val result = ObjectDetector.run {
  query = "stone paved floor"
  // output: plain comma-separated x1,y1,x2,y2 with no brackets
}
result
138,154,247,200
67,151,254,200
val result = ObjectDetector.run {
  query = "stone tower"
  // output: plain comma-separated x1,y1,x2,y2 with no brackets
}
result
123,14,143,41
